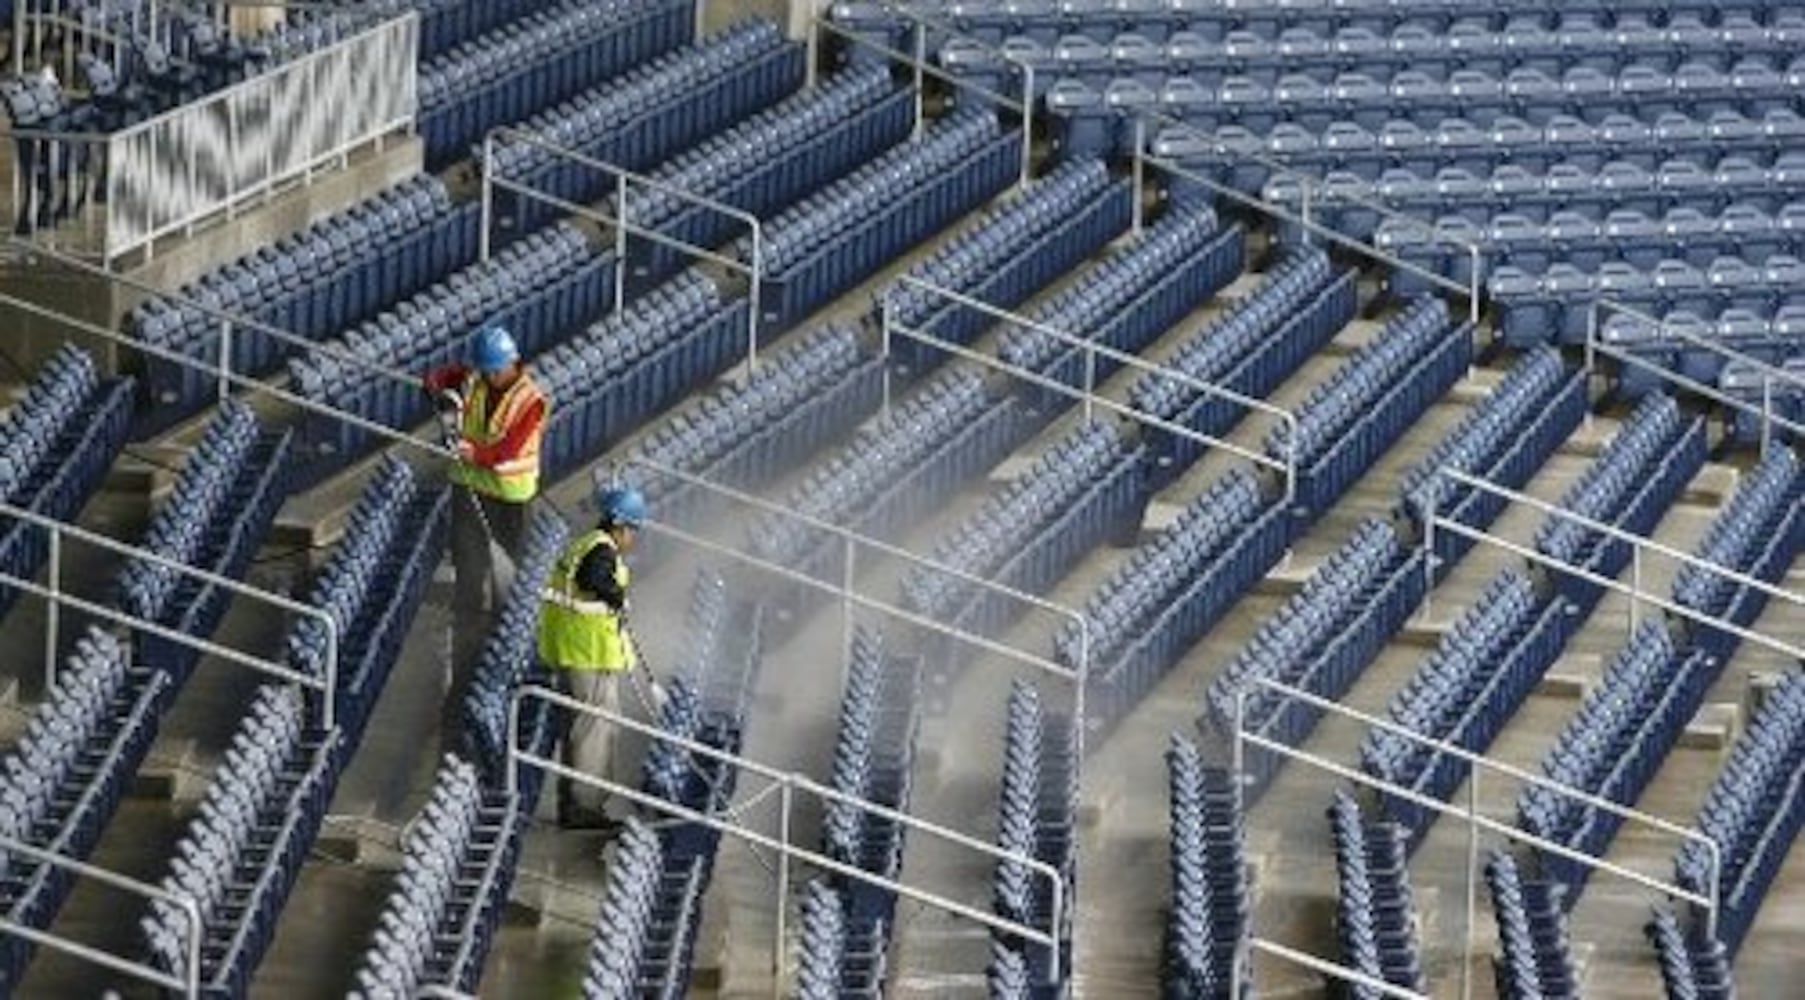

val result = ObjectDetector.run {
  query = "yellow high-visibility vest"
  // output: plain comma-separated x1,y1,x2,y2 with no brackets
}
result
449,372,547,503
537,530,635,673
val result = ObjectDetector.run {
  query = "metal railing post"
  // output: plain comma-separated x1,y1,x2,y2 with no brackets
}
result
1760,375,1773,457
1461,769,1479,1000
1229,686,1248,1000
1131,116,1146,234
804,3,819,89
45,525,62,692
479,135,495,263
912,21,926,139
217,318,232,404
1629,545,1643,633
1082,344,1096,423
1468,242,1482,329
1420,486,1437,624
879,295,894,418
1020,64,1035,188
614,172,628,320
773,776,793,999
747,220,762,377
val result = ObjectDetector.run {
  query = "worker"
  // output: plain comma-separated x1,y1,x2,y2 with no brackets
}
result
421,325,549,762
537,485,651,831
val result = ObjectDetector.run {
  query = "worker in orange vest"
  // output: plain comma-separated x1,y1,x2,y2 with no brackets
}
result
422,326,549,762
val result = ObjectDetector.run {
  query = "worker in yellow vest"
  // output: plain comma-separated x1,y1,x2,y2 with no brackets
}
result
422,326,549,762
538,485,649,831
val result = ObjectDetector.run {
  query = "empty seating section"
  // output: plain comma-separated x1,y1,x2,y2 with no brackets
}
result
1492,253,1805,347
0,629,168,991
287,457,450,746
536,269,750,481
747,111,1024,326
998,205,1244,390
1065,469,1289,733
461,509,571,792
1164,735,1249,999
0,346,134,618
579,819,666,998
624,67,913,284
402,0,551,60
480,21,805,236
813,629,920,995
1675,674,1805,957
1645,906,1737,1000
1401,348,1588,564
1519,624,1719,896
416,0,694,167
1535,393,1706,613
1132,248,1356,481
1719,360,1805,445
882,158,1132,371
1267,296,1471,518
129,176,479,427
902,420,1146,657
140,684,332,997
1327,791,1425,997
1670,445,1804,656
143,458,447,994
1205,518,1423,799
991,682,1076,990
746,366,1028,625
290,224,610,481
1605,309,1805,403
631,324,883,534
795,881,853,999
1361,571,1569,843
117,402,294,682
1485,851,1580,1000
350,757,525,997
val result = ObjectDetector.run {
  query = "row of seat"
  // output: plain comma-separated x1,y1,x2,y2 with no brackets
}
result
1719,360,1805,446
1267,296,1471,518
748,111,1024,328
1164,734,1249,999
1517,624,1715,896
1362,571,1573,843
536,269,748,483
632,324,882,552
1400,348,1590,563
581,820,670,997
1672,444,1803,653
131,175,478,427
350,756,524,998
1269,155,1805,245
1645,906,1736,1000
1535,393,1707,613
1067,469,1290,733
823,629,920,928
0,629,167,991
1156,107,1805,200
622,66,912,286
993,681,1077,992
1675,672,1805,956
461,508,571,788
141,684,332,997
290,224,612,482
934,14,1805,88
480,20,804,237
902,420,1147,653
998,203,1235,379
880,157,1129,370
1492,254,1805,347
1203,518,1418,790
288,456,450,748
0,346,135,619
1607,310,1805,402
1133,247,1357,481
1485,852,1581,1000
1327,791,1425,996
417,0,693,168
392,0,553,60
117,402,294,682
799,879,890,1000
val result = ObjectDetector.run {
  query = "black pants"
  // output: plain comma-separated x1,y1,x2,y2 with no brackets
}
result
437,490,530,764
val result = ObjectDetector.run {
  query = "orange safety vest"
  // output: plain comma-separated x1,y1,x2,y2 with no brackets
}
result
450,371,547,502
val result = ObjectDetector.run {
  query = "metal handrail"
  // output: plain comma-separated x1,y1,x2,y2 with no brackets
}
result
0,832,205,999
0,499,341,731
506,683,1070,991
883,275,1305,504
479,125,766,376
1425,468,1804,663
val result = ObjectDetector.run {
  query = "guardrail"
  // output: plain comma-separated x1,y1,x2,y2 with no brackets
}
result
1232,675,1722,1000
506,682,1069,994
478,126,767,378
1585,298,1805,455
6,10,418,264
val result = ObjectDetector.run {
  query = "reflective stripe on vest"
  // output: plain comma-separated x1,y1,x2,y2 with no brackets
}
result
537,529,634,673
449,371,547,503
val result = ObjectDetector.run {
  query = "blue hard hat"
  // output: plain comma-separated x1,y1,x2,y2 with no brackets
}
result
598,486,648,528
470,326,519,374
